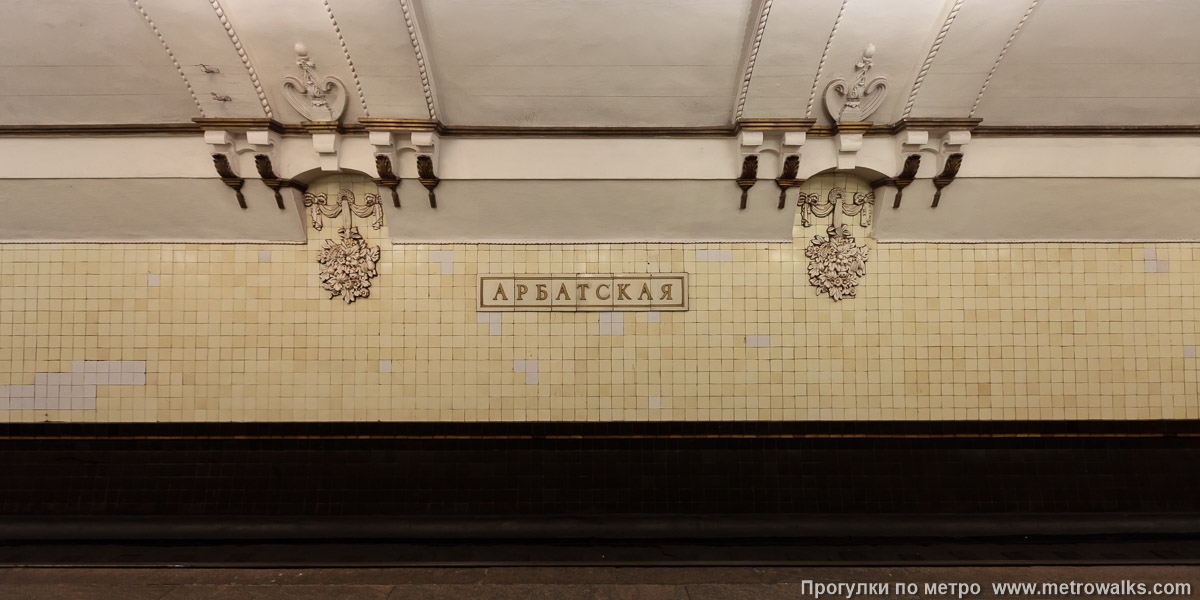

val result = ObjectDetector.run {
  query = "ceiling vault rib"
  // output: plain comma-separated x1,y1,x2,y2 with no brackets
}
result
805,0,851,118
129,0,204,117
732,0,774,122
209,0,273,119
970,0,1040,118
398,0,439,120
322,0,370,117
902,0,965,119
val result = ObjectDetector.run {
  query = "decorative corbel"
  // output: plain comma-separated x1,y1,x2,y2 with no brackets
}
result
375,155,401,208
889,154,921,208
253,154,307,209
929,130,969,208
835,122,870,170
204,130,245,208
775,155,800,209
736,130,763,209
411,131,439,208
931,153,962,208
368,131,401,207
212,154,246,209
737,156,759,210
416,155,439,208
307,124,342,172
774,131,806,209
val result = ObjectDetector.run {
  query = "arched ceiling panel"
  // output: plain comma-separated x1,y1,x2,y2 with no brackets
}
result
417,0,752,127
0,0,201,124
739,0,847,119
324,0,432,119
973,0,1200,125
137,0,270,119
906,0,1038,118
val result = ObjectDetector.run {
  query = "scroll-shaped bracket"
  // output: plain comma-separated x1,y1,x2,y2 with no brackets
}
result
416,155,439,208
254,154,307,210
929,130,969,207
375,155,401,208
204,129,245,208
931,153,962,208
737,155,759,210
368,131,401,207
736,130,762,210
887,154,921,209
212,153,246,209
775,155,801,210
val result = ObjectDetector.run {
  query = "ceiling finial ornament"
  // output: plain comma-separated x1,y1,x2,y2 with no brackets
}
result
282,43,348,122
824,44,888,123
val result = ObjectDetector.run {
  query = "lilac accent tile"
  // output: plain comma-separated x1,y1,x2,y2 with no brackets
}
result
1185,346,1196,358
148,274,161,287
258,250,272,263
379,360,392,373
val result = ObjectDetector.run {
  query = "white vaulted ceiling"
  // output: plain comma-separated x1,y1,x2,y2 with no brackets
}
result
0,0,1198,127
418,0,751,127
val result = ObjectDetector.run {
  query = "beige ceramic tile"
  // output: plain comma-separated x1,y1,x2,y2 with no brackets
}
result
0,174,1197,422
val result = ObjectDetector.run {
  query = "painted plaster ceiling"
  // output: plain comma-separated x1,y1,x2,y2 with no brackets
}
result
1,0,1197,127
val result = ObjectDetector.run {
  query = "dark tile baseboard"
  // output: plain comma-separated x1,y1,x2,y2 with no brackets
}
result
1,421,1197,525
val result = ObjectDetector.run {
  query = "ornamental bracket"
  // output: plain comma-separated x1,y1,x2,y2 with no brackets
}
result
368,131,401,207
931,153,963,208
413,130,439,208
885,154,921,209
253,154,307,209
417,155,439,208
736,131,762,209
204,130,245,208
774,131,806,209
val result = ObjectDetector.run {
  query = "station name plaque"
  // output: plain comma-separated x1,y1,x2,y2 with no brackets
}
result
478,274,688,311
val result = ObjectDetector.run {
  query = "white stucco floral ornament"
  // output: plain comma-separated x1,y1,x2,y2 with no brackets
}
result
316,226,380,303
303,189,384,303
805,224,869,301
